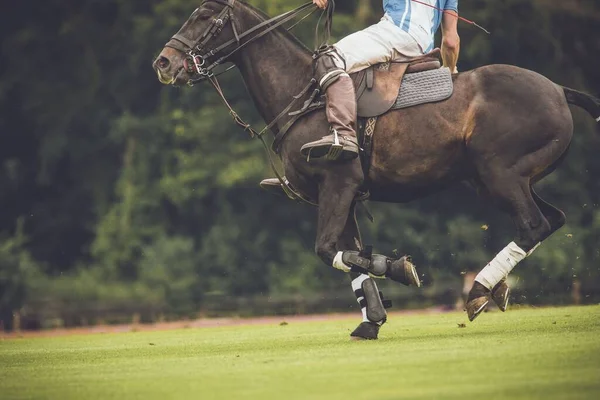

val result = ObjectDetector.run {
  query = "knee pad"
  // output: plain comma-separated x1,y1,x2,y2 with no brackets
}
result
370,254,390,277
314,46,346,91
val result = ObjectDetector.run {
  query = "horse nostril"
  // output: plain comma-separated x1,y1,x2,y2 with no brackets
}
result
157,56,170,70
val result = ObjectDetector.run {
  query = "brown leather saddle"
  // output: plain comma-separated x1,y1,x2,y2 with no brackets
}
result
352,48,442,118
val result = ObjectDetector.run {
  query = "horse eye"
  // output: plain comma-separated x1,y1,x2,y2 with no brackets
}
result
190,6,212,20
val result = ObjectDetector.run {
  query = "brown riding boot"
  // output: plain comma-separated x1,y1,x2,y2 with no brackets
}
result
300,75,359,161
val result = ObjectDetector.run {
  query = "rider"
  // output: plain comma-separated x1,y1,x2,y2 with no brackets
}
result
301,0,461,161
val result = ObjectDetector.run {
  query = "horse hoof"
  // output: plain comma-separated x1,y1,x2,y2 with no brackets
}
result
350,322,380,340
466,281,491,322
491,279,510,312
387,256,421,287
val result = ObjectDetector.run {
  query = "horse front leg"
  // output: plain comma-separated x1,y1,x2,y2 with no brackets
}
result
316,169,421,287
337,203,390,340
314,163,364,267
315,165,419,339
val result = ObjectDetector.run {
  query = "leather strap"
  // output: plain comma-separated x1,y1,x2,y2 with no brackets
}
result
366,68,374,90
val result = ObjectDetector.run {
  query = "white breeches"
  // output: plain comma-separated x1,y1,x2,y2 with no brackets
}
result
333,15,424,74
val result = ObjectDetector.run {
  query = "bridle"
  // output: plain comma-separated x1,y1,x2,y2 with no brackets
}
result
165,0,237,83
162,0,323,204
164,0,316,86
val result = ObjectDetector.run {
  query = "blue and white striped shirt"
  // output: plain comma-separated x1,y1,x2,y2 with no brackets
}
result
383,0,459,52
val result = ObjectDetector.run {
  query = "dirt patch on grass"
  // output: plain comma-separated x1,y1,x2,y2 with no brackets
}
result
1,307,449,339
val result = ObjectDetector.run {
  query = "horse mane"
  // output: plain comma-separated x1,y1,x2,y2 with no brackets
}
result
239,1,312,53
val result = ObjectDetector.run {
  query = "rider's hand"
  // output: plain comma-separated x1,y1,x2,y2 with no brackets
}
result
313,0,327,9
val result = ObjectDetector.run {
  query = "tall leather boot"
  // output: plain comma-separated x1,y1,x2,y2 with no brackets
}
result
300,75,359,161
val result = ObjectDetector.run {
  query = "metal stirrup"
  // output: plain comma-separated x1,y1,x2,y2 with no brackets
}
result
326,129,343,160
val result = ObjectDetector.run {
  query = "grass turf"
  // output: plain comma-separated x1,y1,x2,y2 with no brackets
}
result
1,306,599,400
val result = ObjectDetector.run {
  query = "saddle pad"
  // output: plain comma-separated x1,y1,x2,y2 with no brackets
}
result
392,67,453,110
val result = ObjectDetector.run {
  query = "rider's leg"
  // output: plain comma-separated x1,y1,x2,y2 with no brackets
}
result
334,14,423,73
300,48,359,161
300,16,422,162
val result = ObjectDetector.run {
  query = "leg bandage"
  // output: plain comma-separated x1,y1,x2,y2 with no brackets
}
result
333,251,351,273
475,242,528,290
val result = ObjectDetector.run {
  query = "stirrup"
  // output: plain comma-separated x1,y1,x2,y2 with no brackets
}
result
301,130,359,162
326,129,344,160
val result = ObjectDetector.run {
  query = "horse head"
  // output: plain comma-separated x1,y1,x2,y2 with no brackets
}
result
153,0,242,86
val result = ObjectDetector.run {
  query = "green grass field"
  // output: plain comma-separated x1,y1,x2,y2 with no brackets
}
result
1,306,599,400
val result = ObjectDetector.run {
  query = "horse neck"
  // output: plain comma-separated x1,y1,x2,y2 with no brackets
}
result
231,8,314,130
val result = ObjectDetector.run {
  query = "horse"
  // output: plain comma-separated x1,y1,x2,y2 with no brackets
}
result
153,0,600,339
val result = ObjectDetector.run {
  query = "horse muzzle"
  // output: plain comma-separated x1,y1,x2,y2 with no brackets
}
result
153,48,189,85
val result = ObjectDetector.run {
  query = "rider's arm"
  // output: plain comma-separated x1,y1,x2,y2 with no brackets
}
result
441,8,460,73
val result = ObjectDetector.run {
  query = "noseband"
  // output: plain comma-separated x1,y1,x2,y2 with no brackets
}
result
164,0,315,86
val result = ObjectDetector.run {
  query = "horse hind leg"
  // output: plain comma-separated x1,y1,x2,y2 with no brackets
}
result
482,187,567,314
531,187,566,237
466,177,554,321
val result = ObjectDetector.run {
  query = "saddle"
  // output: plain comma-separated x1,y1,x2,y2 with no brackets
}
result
352,48,442,118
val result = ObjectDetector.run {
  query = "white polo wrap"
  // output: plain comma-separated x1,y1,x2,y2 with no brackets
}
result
333,251,351,273
475,242,528,290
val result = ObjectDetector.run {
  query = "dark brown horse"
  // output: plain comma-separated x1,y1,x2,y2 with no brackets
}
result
153,0,600,339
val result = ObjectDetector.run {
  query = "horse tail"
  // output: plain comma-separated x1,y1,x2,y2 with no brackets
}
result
562,86,600,130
